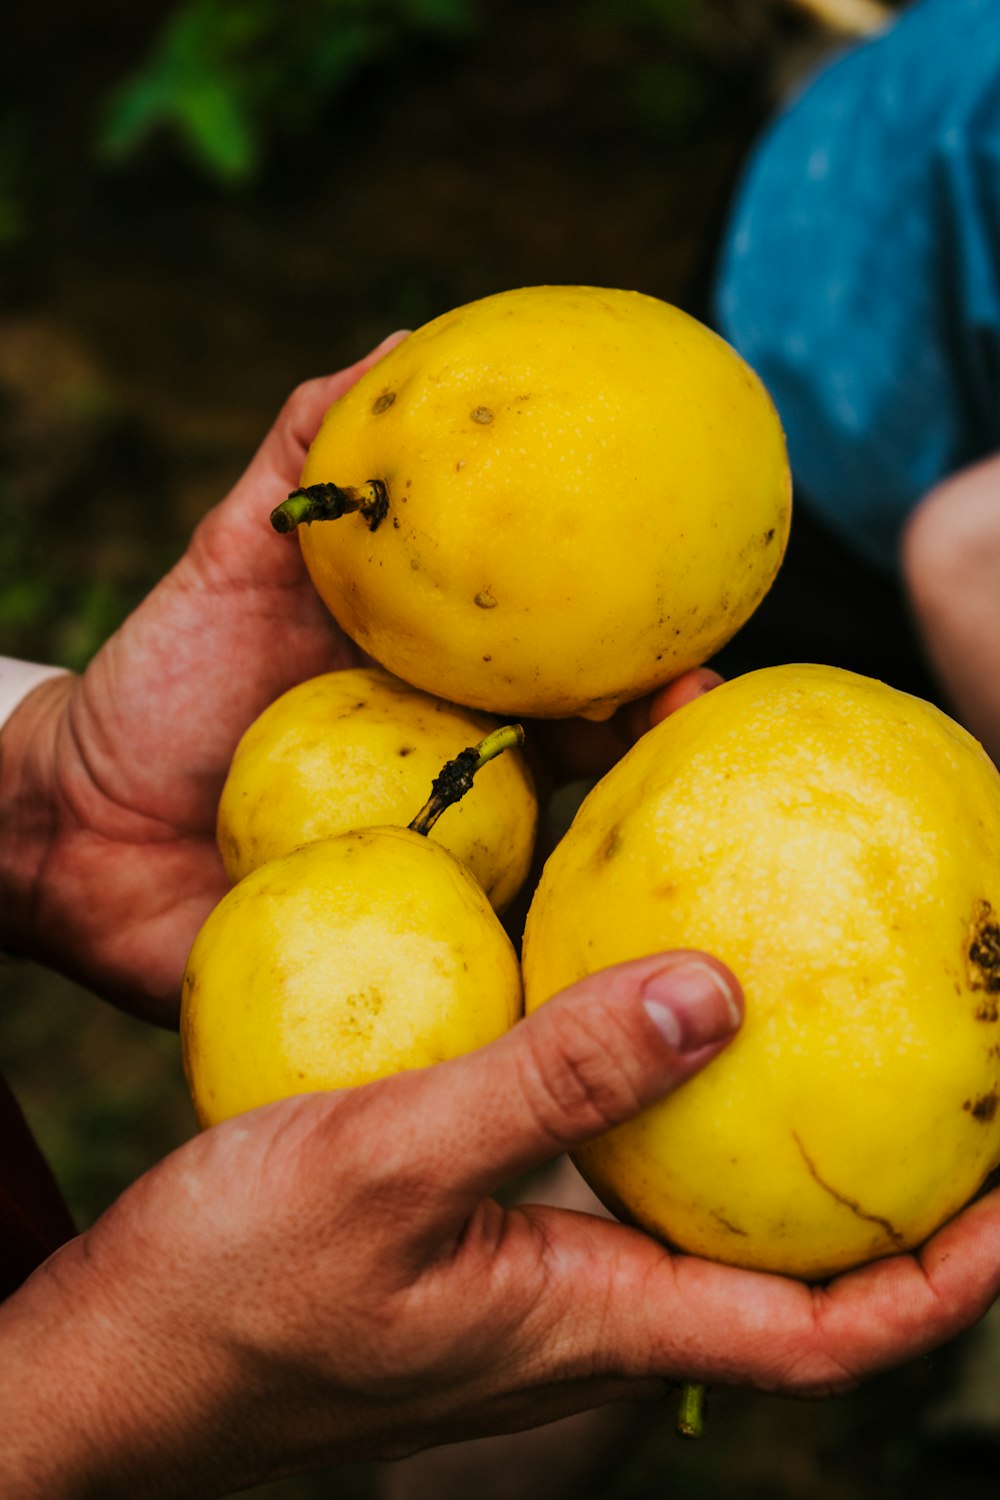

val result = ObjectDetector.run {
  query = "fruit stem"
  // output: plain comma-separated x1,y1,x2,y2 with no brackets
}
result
270,480,389,534
409,725,525,836
676,1382,707,1440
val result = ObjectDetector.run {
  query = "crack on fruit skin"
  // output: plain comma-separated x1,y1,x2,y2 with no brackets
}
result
792,1133,906,1249
371,391,396,414
710,1210,748,1237
964,1092,999,1123
969,902,1000,999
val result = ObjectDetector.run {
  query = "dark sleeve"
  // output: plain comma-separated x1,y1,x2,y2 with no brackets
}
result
0,1075,76,1301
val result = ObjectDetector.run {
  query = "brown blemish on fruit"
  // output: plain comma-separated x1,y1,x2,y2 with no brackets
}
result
471,406,494,424
964,1092,999,1123
594,823,623,865
793,1133,905,1248
969,902,1000,1002
398,745,415,757
474,590,497,609
764,527,776,544
482,654,492,662
371,391,396,414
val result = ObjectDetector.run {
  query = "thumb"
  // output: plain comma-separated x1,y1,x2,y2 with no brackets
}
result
186,331,411,596
392,950,742,1215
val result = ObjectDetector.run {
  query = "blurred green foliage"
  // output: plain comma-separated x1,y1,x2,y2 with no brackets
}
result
98,0,481,182
95,0,710,184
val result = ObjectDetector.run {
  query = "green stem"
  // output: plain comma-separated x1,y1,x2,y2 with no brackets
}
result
270,480,389,534
409,725,525,837
676,1382,707,1440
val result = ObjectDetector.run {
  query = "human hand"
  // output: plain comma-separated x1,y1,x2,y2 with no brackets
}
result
5,951,999,1500
0,335,407,1023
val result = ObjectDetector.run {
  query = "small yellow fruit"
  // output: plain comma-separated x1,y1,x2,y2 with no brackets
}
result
182,827,522,1128
278,285,791,719
523,664,1000,1280
216,667,537,911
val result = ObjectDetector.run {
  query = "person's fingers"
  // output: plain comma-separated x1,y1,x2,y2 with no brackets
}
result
363,951,742,1222
496,1176,1000,1400
648,667,724,727
801,1182,1000,1383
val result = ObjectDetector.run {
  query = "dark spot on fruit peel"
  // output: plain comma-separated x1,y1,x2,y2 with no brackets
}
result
793,1132,905,1248
969,901,1000,1002
595,823,623,864
764,527,776,544
372,392,396,414
964,1092,999,1123
471,406,494,424
398,745,415,757
474,590,497,609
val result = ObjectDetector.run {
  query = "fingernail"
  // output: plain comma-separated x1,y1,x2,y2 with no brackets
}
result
642,961,741,1052
378,329,411,347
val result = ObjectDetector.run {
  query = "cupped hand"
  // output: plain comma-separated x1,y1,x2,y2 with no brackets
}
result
4,951,998,1499
0,335,406,1022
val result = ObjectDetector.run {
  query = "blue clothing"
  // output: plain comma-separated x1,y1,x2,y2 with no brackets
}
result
714,0,1000,574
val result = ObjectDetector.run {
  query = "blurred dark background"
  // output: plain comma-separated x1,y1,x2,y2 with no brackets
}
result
3,2,999,1497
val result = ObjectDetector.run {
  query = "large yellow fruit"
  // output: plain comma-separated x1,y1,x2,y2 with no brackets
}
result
275,285,791,719
182,828,522,1128
215,667,537,911
523,664,1000,1280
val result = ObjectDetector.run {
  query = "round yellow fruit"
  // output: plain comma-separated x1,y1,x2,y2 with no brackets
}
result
285,285,791,720
523,664,1000,1280
182,827,522,1128
216,666,537,911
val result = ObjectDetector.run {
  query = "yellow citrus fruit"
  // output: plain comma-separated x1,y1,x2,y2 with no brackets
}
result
282,285,791,719
182,828,522,1128
523,664,1000,1280
216,666,537,912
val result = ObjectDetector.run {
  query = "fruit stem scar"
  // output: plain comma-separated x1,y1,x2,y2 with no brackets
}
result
270,480,389,534
409,724,525,836
676,1382,706,1440
792,1133,905,1248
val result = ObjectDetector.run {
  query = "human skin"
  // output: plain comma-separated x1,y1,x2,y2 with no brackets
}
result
901,449,1000,767
1,344,999,1496
5,949,1000,1499
0,330,716,1026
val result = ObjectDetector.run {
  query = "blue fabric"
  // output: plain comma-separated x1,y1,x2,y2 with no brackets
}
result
714,0,1000,573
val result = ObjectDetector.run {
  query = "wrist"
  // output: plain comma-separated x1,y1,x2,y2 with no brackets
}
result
0,672,76,961
0,1232,231,1500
